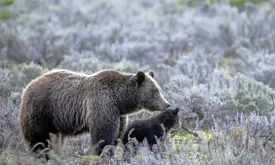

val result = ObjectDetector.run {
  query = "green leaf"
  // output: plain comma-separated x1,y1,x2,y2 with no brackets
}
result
230,0,269,7
0,0,14,6
0,11,12,20
178,0,186,5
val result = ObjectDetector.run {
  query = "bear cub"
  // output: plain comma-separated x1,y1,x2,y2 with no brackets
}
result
122,107,180,151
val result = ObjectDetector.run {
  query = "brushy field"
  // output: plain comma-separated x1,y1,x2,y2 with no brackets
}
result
1,0,275,164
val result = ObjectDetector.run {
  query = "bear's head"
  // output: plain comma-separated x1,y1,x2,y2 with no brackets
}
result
131,70,171,112
160,107,180,131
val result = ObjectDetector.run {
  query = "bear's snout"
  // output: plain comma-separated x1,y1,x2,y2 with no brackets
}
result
165,103,171,108
161,101,171,111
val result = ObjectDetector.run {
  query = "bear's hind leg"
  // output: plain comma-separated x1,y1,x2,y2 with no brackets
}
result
29,137,50,160
27,123,58,160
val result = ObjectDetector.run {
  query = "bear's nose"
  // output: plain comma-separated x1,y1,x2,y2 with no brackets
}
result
165,103,171,108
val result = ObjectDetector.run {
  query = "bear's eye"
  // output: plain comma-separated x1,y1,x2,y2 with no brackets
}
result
152,91,159,98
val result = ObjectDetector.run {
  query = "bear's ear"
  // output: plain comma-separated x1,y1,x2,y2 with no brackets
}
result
172,108,179,115
132,71,145,85
148,70,154,78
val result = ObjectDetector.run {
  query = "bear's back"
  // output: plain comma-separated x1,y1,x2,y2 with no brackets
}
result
22,70,85,101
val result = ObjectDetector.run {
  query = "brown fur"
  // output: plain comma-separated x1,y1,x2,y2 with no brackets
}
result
19,69,170,159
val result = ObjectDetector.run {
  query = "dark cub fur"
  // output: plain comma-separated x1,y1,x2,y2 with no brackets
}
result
122,108,180,151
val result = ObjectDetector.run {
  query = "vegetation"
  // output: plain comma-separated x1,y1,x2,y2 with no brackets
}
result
1,0,275,164
0,0,14,20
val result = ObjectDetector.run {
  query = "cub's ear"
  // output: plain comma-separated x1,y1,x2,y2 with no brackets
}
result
172,108,179,115
132,71,145,85
148,70,154,78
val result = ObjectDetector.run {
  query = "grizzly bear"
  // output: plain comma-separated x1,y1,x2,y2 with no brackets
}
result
122,107,180,152
19,69,171,159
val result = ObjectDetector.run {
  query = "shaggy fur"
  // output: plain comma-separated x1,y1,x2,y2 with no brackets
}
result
122,108,180,151
19,69,170,159
115,116,128,145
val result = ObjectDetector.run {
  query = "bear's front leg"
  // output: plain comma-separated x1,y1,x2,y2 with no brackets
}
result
115,116,128,145
90,119,119,156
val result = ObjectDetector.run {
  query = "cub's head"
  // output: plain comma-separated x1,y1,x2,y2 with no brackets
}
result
160,107,180,131
131,70,171,112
